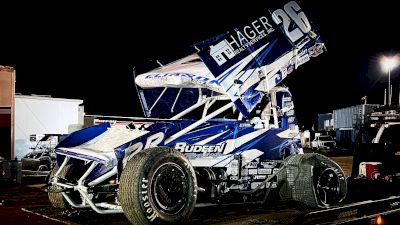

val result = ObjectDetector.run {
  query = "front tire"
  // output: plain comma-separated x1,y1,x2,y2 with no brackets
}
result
48,164,71,208
119,147,197,225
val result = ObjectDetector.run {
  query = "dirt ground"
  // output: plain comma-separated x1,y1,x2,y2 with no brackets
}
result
0,184,65,225
331,156,353,177
0,183,305,225
2,155,399,225
0,155,353,225
302,148,354,177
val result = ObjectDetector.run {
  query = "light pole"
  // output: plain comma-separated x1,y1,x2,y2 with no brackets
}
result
380,56,398,106
389,66,391,106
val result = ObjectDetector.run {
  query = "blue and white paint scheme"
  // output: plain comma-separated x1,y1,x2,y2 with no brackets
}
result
55,85,301,181
45,2,351,219
196,0,325,117
51,1,323,212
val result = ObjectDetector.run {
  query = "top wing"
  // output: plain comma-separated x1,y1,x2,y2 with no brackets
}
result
134,0,325,118
195,0,325,117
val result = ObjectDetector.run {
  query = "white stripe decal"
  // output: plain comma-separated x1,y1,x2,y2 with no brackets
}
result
193,130,229,145
219,44,269,101
223,129,268,155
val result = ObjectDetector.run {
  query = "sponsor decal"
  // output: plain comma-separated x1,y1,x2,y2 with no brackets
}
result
245,162,259,168
286,110,295,116
184,152,224,160
258,168,272,175
296,49,310,66
308,43,325,57
253,175,267,180
210,17,275,65
282,96,292,102
144,73,220,86
248,169,258,175
140,178,159,221
239,123,252,128
175,142,227,153
93,119,138,126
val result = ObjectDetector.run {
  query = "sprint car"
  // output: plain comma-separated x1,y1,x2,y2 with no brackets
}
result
45,1,347,224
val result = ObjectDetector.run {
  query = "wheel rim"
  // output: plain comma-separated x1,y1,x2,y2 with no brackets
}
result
151,162,188,215
316,168,341,206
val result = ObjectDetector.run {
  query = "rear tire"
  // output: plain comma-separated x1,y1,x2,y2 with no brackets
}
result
119,147,197,225
278,153,347,208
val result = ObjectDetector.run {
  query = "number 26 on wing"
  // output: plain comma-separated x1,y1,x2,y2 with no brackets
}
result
272,1,312,43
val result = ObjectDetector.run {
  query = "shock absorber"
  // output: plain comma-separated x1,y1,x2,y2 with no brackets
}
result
234,154,242,179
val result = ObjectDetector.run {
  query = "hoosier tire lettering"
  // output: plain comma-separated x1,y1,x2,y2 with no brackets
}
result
120,147,197,224
140,178,158,222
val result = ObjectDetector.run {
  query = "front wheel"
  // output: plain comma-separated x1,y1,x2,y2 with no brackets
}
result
119,147,197,225
47,164,73,208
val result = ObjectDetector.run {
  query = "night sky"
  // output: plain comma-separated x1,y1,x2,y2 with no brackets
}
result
1,1,400,129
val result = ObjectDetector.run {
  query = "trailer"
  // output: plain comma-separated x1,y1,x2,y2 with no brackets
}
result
14,95,84,159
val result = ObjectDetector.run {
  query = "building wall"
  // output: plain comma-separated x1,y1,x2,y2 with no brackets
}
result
14,96,83,159
0,67,15,160
335,129,355,148
333,104,379,149
333,104,379,129
317,113,333,131
0,71,13,107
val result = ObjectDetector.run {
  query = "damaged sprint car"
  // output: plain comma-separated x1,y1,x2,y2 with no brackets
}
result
44,1,347,224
